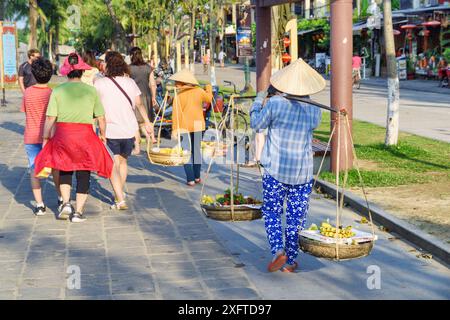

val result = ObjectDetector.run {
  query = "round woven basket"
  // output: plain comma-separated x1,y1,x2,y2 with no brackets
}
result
201,204,262,221
299,235,374,260
147,150,191,166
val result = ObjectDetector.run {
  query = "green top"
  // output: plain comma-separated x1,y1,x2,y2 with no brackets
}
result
47,82,105,124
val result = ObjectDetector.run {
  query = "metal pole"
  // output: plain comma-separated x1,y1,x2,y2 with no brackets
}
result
255,3,271,92
330,0,353,173
0,21,6,107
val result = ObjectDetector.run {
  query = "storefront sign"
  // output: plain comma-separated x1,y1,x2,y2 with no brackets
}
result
236,5,253,57
1,22,18,83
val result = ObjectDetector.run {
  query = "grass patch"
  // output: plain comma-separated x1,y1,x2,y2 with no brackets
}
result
315,112,450,187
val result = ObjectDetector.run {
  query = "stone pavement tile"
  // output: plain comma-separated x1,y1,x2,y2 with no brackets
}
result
159,279,205,295
65,284,110,298
105,232,142,241
0,278,20,290
68,248,106,258
22,267,67,280
147,253,191,263
27,250,66,262
204,276,253,291
153,269,200,283
103,226,141,233
112,293,158,300
68,241,104,250
161,290,209,300
195,258,240,271
29,240,66,252
110,273,155,295
151,261,197,273
107,246,147,257
21,277,65,289
185,240,230,253
103,216,137,228
106,239,146,249
17,287,62,300
210,287,261,300
144,237,184,247
0,290,16,300
145,242,185,255
190,250,231,261
25,257,66,270
200,267,247,280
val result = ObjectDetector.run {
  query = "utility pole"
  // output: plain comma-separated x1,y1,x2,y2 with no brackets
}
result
383,0,400,146
209,0,217,86
255,2,271,91
330,0,354,173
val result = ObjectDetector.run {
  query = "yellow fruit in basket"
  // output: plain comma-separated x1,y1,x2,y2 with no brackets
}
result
201,195,215,205
321,222,332,229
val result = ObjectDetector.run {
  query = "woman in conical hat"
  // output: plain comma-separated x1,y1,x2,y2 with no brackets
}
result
249,58,326,273
169,69,213,186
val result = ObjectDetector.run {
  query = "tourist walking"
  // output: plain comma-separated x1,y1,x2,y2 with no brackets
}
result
34,53,113,223
170,69,213,186
21,57,62,216
94,51,153,210
81,50,100,86
19,49,41,94
129,47,157,143
250,58,325,272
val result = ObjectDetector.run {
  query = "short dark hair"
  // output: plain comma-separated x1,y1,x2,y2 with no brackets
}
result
130,47,146,66
105,51,130,77
31,58,53,84
67,70,84,79
28,49,40,59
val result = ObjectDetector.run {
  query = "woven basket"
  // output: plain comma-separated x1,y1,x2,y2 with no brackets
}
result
147,148,191,166
299,235,374,260
201,204,262,221
202,143,227,158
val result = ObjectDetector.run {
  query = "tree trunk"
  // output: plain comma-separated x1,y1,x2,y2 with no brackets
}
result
383,0,400,146
104,0,127,53
29,0,38,49
190,11,196,71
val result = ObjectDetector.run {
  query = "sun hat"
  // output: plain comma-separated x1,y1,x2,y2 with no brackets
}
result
168,68,199,86
270,58,326,96
60,53,92,76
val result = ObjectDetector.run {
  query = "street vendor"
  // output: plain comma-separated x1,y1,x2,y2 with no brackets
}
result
250,58,325,273
169,69,213,186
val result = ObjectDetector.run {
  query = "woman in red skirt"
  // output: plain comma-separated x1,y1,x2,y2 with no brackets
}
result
35,53,113,222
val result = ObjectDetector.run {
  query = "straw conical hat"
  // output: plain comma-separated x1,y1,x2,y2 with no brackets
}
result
169,68,199,86
270,58,326,96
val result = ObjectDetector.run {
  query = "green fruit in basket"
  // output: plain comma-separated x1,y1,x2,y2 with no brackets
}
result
308,223,319,231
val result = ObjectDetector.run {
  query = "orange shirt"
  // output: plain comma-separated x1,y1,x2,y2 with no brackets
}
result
21,85,52,144
172,85,213,134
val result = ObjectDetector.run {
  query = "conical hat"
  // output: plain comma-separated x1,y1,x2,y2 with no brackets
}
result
169,68,199,86
270,58,326,96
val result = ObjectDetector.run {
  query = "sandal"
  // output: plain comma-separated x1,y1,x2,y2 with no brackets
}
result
194,178,202,184
281,262,298,273
186,181,196,187
267,253,287,272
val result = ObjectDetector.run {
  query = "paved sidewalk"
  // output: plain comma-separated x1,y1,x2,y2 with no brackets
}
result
0,107,449,299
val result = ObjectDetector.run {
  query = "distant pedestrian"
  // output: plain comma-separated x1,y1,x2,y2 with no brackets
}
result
95,51,153,210
35,53,113,223
81,50,100,86
250,59,325,273
21,57,62,216
218,50,227,68
19,49,41,94
202,53,210,74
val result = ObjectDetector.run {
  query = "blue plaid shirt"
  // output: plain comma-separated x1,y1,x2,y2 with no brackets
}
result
250,95,322,185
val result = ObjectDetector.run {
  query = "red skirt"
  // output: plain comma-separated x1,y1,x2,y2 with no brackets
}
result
34,123,113,178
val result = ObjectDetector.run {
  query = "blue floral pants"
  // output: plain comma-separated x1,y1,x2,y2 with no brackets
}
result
262,173,313,265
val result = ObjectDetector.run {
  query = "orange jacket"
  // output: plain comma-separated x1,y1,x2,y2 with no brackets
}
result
172,84,213,134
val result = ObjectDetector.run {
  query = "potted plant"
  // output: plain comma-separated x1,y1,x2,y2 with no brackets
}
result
407,58,415,80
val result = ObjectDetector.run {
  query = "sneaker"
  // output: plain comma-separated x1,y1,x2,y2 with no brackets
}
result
70,212,86,223
58,203,73,220
110,200,129,210
33,205,46,216
57,198,63,210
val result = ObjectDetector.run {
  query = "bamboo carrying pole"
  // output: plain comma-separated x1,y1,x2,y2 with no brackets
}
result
0,21,5,107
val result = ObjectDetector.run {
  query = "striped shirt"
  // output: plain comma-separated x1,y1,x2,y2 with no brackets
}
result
250,95,322,185
21,85,52,144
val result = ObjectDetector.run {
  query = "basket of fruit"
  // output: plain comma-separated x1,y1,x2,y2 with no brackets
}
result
201,141,228,158
147,145,191,166
201,189,262,221
298,221,376,260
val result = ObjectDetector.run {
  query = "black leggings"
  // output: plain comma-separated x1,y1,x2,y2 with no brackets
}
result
59,170,91,194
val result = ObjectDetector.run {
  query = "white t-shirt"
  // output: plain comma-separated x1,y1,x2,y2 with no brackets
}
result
94,76,142,139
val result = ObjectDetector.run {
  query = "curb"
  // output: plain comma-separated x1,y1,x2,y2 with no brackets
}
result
314,179,450,267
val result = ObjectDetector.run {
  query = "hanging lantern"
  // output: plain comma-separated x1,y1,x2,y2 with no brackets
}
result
283,37,291,47
421,20,441,27
393,29,401,36
282,52,291,64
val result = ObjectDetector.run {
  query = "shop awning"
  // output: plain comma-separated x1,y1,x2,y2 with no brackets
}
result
298,28,322,36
